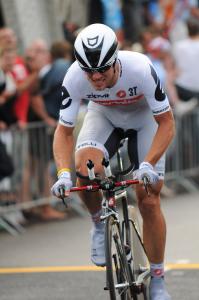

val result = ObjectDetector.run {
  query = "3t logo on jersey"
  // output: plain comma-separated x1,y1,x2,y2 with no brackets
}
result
128,87,138,97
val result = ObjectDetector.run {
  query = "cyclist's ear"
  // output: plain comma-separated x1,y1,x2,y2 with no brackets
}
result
113,59,117,73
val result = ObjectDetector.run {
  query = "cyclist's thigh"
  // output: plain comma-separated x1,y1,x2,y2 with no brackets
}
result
75,110,122,172
128,116,165,179
139,121,165,179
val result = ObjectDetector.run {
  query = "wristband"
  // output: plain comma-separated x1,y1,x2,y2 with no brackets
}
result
57,168,71,177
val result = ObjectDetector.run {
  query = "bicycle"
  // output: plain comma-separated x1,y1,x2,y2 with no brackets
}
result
60,142,150,300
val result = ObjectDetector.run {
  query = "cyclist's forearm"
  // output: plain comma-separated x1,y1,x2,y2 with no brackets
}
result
53,125,74,172
144,111,175,166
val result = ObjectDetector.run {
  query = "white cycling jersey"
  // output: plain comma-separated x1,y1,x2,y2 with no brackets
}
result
59,51,170,128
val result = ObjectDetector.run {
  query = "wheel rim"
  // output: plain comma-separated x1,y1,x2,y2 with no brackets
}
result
105,216,132,300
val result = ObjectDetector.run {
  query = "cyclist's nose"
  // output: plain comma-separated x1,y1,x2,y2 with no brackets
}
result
90,71,103,80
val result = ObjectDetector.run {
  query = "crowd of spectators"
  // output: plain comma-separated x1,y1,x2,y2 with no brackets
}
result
1,0,199,227
0,27,73,223
58,0,199,112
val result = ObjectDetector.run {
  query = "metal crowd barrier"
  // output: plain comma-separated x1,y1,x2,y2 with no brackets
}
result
0,121,86,235
165,108,199,192
0,108,199,234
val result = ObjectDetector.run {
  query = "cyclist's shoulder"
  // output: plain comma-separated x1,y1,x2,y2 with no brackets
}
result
118,50,151,65
64,60,80,77
118,50,152,75
62,60,86,86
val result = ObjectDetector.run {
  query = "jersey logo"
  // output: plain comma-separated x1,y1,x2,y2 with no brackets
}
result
116,90,126,98
60,86,72,109
87,36,99,47
149,65,166,101
128,87,137,97
94,94,144,106
86,93,109,99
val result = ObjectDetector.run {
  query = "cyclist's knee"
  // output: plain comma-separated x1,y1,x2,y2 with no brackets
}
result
138,194,160,217
136,181,163,217
75,147,104,177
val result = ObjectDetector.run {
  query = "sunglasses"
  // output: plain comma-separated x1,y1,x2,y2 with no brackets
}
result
81,64,112,74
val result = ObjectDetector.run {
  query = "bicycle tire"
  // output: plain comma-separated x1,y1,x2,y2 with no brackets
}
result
105,215,133,300
128,205,150,300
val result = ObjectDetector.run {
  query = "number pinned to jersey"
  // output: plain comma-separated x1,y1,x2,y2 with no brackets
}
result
149,65,166,102
60,86,72,109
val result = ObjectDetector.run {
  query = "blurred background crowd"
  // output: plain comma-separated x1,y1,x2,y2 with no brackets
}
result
0,0,199,231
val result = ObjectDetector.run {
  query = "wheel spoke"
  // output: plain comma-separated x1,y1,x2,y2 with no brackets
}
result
105,215,132,299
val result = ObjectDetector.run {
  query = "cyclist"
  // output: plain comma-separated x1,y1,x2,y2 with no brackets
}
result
51,23,175,300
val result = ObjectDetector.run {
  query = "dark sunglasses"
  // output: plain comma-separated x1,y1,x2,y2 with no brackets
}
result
81,64,112,74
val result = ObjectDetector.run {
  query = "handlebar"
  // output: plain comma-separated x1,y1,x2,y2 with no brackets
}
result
59,157,151,204
70,179,140,192
59,178,141,201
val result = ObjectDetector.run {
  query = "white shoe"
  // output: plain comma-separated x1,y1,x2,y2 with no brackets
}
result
90,223,105,267
149,277,171,300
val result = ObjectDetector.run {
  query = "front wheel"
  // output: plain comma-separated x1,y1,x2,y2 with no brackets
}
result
105,215,133,300
128,205,150,300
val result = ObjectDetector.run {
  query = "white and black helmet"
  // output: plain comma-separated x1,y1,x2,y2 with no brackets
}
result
74,23,118,72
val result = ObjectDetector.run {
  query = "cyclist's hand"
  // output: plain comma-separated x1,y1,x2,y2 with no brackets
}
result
136,162,159,184
51,171,72,197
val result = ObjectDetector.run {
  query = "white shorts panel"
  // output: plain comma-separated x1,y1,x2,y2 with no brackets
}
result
76,108,166,179
75,139,109,159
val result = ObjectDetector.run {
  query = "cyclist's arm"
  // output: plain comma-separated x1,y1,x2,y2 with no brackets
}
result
53,124,74,171
139,58,175,165
144,110,175,166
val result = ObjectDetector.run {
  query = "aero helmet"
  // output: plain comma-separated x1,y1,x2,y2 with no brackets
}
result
74,23,118,71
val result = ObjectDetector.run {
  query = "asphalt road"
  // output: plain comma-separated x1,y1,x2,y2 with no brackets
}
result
0,192,199,300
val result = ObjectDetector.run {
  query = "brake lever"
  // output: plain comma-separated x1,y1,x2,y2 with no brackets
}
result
143,176,150,197
59,186,68,207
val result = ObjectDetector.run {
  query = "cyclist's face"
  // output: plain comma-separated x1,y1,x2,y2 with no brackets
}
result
85,63,119,90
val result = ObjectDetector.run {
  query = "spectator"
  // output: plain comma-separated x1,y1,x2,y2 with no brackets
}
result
145,0,199,42
0,139,14,182
101,0,124,43
25,38,72,221
0,135,15,207
122,0,146,44
172,16,199,102
147,36,171,85
88,0,104,25
57,0,89,43
28,39,72,122
0,47,18,126
147,35,196,116
0,27,38,128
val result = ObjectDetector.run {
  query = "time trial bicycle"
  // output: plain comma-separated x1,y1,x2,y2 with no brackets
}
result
60,142,150,300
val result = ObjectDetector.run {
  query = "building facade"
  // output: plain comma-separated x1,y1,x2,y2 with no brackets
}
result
0,0,63,51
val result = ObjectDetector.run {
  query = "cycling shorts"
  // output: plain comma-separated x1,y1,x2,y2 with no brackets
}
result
75,105,165,179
